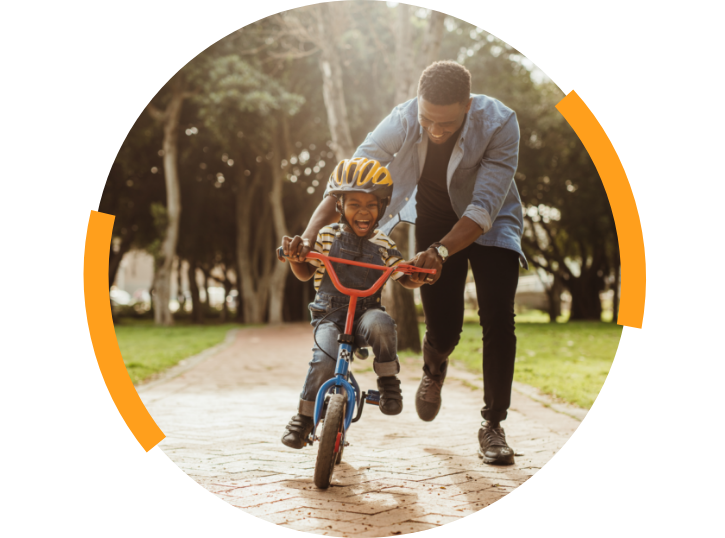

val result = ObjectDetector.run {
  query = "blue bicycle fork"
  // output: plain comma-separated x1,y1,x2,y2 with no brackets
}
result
313,342,357,440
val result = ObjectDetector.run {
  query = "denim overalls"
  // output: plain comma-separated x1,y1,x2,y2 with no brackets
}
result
298,224,402,417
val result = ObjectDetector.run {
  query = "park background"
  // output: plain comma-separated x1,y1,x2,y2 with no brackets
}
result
104,2,622,411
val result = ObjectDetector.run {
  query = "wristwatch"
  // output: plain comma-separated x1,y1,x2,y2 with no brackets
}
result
429,242,449,263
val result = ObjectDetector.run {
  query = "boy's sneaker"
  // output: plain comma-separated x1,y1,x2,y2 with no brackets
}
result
377,376,403,415
477,420,515,465
281,414,314,449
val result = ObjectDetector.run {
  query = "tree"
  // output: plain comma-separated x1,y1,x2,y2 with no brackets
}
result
272,4,356,161
100,112,165,304
516,97,618,321
388,6,447,351
146,76,193,325
451,21,619,321
272,4,450,349
186,44,304,323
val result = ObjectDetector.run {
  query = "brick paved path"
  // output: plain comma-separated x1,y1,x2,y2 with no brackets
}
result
139,325,582,537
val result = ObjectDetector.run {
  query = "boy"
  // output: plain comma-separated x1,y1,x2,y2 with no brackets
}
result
278,158,423,449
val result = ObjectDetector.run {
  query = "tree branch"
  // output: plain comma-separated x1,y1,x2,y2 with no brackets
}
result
536,219,574,279
265,47,321,61
146,103,166,122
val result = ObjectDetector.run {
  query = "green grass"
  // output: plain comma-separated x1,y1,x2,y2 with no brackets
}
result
114,320,240,384
448,321,622,409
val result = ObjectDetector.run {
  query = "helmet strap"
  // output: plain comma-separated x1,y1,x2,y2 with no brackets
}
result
335,194,354,232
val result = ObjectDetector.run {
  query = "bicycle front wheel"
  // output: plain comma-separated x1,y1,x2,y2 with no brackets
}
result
314,393,346,489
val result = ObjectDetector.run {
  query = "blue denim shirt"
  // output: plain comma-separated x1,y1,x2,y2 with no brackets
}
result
333,94,527,268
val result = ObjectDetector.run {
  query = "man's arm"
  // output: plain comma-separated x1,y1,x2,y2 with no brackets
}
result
463,111,520,233
407,217,482,285
352,105,407,163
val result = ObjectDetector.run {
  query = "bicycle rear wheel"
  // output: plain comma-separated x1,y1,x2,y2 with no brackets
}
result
314,393,346,489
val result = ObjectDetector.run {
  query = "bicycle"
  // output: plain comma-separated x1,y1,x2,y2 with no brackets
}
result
277,246,436,489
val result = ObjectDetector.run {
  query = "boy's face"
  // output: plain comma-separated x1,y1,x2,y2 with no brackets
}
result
341,192,380,236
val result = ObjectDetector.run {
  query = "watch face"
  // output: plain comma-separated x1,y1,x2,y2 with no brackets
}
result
438,245,449,259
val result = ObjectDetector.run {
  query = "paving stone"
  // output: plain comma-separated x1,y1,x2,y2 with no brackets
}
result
410,513,461,525
138,324,580,537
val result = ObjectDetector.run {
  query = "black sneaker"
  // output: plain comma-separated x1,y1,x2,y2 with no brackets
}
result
415,371,445,422
281,414,314,449
377,376,403,415
477,420,515,465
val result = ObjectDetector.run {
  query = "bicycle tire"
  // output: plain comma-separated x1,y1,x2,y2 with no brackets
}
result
314,393,346,489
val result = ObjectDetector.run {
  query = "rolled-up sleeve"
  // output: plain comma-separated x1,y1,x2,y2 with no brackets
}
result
464,112,520,233
353,106,407,163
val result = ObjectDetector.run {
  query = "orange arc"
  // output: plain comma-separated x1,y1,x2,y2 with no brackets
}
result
556,91,646,329
84,210,165,451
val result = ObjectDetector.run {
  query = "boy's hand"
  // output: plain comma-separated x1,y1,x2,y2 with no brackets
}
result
280,235,312,262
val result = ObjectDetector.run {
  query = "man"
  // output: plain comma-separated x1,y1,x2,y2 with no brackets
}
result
287,61,526,465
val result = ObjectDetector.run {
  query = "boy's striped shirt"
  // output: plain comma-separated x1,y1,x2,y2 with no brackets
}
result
307,225,404,292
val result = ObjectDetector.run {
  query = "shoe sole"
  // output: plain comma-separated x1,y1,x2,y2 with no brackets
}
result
415,389,441,422
281,438,305,449
415,404,439,422
477,447,515,466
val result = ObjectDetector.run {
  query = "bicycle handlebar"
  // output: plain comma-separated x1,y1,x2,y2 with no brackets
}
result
276,246,436,300
276,247,435,274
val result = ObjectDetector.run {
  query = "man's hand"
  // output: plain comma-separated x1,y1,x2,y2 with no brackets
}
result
408,248,443,285
279,235,313,263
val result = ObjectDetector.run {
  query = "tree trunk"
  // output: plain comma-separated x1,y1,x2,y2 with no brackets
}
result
176,261,185,313
315,3,355,160
201,267,211,308
407,10,446,99
108,232,133,324
149,84,185,326
235,168,271,323
267,127,291,324
187,259,204,324
234,261,244,322
383,224,421,352
108,231,133,289
545,274,563,323
567,272,603,321
220,278,232,323
393,4,415,105
612,257,621,323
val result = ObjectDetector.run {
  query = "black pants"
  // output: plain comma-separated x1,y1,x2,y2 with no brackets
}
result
417,227,519,423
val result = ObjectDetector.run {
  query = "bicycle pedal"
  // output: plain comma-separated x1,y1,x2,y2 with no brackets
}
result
365,390,380,405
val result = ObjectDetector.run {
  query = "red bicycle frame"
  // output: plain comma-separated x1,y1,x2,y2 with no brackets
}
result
302,251,436,335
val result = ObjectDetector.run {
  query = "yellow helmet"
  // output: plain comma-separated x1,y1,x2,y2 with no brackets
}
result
327,158,393,199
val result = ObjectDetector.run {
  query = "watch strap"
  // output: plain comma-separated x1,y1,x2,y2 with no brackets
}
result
429,242,448,263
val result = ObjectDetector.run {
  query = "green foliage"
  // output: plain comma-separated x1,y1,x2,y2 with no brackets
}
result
105,5,617,324
450,322,622,409
100,113,165,252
